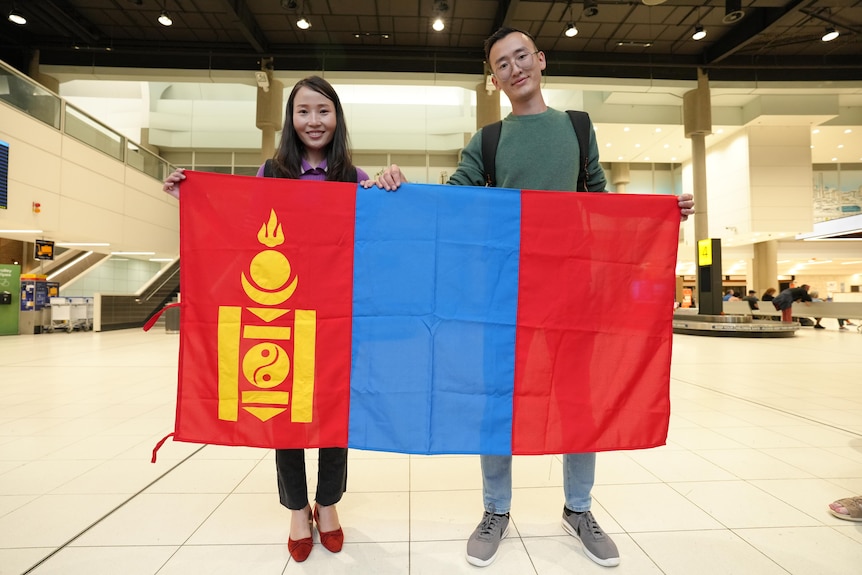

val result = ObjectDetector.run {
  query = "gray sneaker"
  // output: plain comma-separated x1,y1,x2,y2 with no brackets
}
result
466,510,510,567
561,507,620,567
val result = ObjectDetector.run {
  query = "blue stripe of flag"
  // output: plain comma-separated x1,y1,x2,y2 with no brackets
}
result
349,183,522,454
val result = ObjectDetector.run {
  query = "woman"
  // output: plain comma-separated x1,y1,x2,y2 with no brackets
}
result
164,76,368,562
761,287,776,301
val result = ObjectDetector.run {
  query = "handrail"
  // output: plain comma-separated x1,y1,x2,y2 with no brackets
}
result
139,262,180,303
0,58,174,180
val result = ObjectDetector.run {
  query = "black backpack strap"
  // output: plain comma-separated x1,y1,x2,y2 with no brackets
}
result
481,120,503,187
263,159,275,178
567,110,591,192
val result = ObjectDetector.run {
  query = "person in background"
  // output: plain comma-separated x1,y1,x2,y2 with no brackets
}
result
722,289,735,301
771,284,812,323
365,26,694,570
809,290,826,329
829,496,862,522
742,290,759,311
761,287,777,302
164,75,369,563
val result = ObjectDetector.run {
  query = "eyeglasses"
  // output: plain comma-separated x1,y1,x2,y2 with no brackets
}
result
493,50,540,80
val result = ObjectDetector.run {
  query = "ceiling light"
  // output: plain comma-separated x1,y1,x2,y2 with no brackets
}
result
7,9,26,25
583,0,599,18
722,0,745,23
565,23,578,37
296,16,311,29
111,251,155,256
692,25,706,41
821,27,839,42
158,10,172,26
432,17,445,31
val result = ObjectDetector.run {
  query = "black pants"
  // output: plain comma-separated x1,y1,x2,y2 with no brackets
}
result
275,448,348,510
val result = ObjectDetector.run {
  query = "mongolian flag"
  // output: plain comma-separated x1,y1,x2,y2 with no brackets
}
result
171,171,679,456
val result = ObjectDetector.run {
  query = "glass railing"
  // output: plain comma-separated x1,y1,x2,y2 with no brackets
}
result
65,105,124,161
0,59,172,180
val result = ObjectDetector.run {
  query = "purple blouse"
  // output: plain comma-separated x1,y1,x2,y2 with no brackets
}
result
256,158,369,183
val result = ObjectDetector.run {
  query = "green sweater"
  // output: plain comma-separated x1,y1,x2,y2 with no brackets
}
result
448,107,607,192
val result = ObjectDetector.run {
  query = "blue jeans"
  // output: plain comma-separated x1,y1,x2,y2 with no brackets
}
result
480,453,596,514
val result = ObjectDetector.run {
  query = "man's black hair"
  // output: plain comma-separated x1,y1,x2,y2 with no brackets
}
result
484,27,539,62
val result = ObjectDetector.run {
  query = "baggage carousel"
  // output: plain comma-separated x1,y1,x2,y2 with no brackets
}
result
672,309,798,338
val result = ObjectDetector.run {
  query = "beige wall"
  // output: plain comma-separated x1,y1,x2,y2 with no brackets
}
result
0,104,178,257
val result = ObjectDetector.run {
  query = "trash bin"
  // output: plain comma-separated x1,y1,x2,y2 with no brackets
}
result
165,306,180,334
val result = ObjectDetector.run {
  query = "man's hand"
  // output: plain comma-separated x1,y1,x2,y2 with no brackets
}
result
678,193,694,221
361,164,407,191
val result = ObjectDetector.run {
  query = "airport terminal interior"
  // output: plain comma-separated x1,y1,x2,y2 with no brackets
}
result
1,1,861,574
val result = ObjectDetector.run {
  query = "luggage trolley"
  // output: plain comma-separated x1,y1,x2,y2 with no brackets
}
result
48,297,74,333
69,297,92,331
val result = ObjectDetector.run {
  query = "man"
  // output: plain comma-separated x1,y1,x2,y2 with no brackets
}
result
367,27,694,568
742,290,759,311
772,284,812,323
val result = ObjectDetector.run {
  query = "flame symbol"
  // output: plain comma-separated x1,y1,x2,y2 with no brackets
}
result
258,209,284,248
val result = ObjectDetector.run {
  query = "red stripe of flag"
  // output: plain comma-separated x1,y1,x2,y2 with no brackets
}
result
513,190,679,454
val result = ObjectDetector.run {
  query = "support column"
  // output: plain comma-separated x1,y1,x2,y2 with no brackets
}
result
476,66,501,130
27,50,59,93
683,68,714,313
753,240,778,295
610,162,630,193
256,71,283,162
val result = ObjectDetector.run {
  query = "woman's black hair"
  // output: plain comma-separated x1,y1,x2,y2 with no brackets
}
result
271,75,356,182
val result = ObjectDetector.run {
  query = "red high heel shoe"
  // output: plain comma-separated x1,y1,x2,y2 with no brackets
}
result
313,504,344,553
287,507,313,562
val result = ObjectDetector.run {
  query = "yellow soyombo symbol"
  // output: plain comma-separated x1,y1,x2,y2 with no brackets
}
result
241,211,298,306
217,209,317,424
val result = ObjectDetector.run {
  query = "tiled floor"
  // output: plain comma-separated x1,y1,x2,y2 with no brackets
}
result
1,323,861,574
